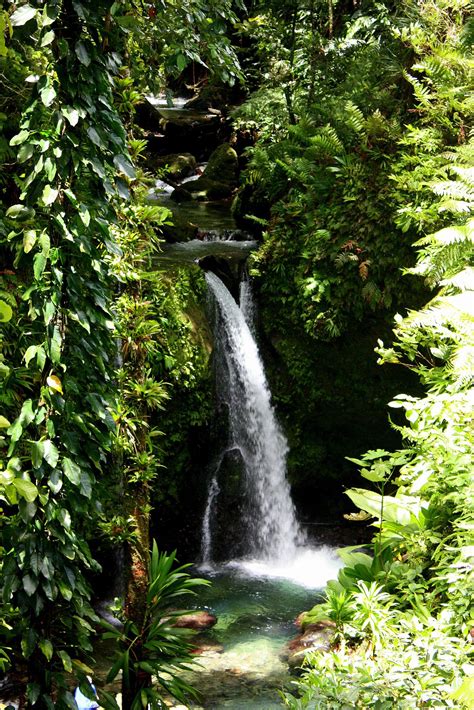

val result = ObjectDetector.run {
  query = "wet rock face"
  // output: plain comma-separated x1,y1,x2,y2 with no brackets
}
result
205,446,250,561
282,620,335,670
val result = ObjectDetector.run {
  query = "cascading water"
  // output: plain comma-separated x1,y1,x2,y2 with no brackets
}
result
203,272,305,563
239,274,256,334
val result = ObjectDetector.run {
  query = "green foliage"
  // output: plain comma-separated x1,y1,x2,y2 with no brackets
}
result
107,0,244,103
284,614,471,709
240,0,472,340
1,1,127,704
282,100,474,710
101,541,209,710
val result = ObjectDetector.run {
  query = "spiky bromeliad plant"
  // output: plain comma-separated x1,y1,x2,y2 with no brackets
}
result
100,541,209,710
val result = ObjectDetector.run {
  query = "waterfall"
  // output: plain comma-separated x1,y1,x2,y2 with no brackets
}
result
203,271,304,563
201,475,220,564
239,276,256,335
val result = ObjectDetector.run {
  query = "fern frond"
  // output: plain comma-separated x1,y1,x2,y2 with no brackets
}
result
431,180,474,202
450,166,474,187
441,267,474,292
404,71,433,107
308,126,344,158
365,110,389,139
345,101,365,134
362,280,382,305
0,290,16,308
415,220,474,247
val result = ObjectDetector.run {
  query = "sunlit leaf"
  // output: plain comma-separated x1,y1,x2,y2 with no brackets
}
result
47,374,63,394
12,478,38,502
10,5,37,26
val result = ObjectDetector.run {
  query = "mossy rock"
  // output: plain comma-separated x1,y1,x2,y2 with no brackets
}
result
154,153,197,180
203,143,238,186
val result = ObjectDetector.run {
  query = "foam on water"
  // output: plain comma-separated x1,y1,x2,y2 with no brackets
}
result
226,546,343,589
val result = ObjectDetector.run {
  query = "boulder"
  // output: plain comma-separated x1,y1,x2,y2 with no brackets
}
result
201,143,238,186
178,143,239,201
282,620,335,670
153,153,197,181
170,185,193,202
172,610,217,631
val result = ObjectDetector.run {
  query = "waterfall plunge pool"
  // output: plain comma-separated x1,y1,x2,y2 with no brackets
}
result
171,547,342,709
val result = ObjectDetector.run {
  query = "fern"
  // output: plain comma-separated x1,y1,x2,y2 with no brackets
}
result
404,71,434,107
344,101,365,135
308,126,344,158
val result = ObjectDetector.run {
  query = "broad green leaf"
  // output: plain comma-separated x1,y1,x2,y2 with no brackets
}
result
31,441,44,469
75,41,90,66
62,457,81,485
58,650,73,673
0,415,11,428
13,478,38,502
36,347,46,371
23,574,38,596
43,4,59,26
78,203,90,226
18,143,34,162
337,548,374,569
50,326,61,363
44,157,56,181
38,231,50,255
10,130,30,146
8,419,23,443
80,472,92,498
360,468,387,483
0,15,7,58
20,399,35,426
6,204,35,221
43,300,55,325
113,154,135,179
62,106,79,127
39,639,53,662
450,676,474,707
58,579,72,601
40,556,54,580
176,53,187,72
87,127,102,147
10,5,37,26
40,85,57,107
23,229,37,253
48,469,62,493
43,440,59,468
58,508,71,530
345,488,382,519
33,253,47,280
0,300,12,323
41,30,55,47
42,185,59,206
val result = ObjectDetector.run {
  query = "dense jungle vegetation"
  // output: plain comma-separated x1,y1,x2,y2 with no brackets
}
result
0,0,473,708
